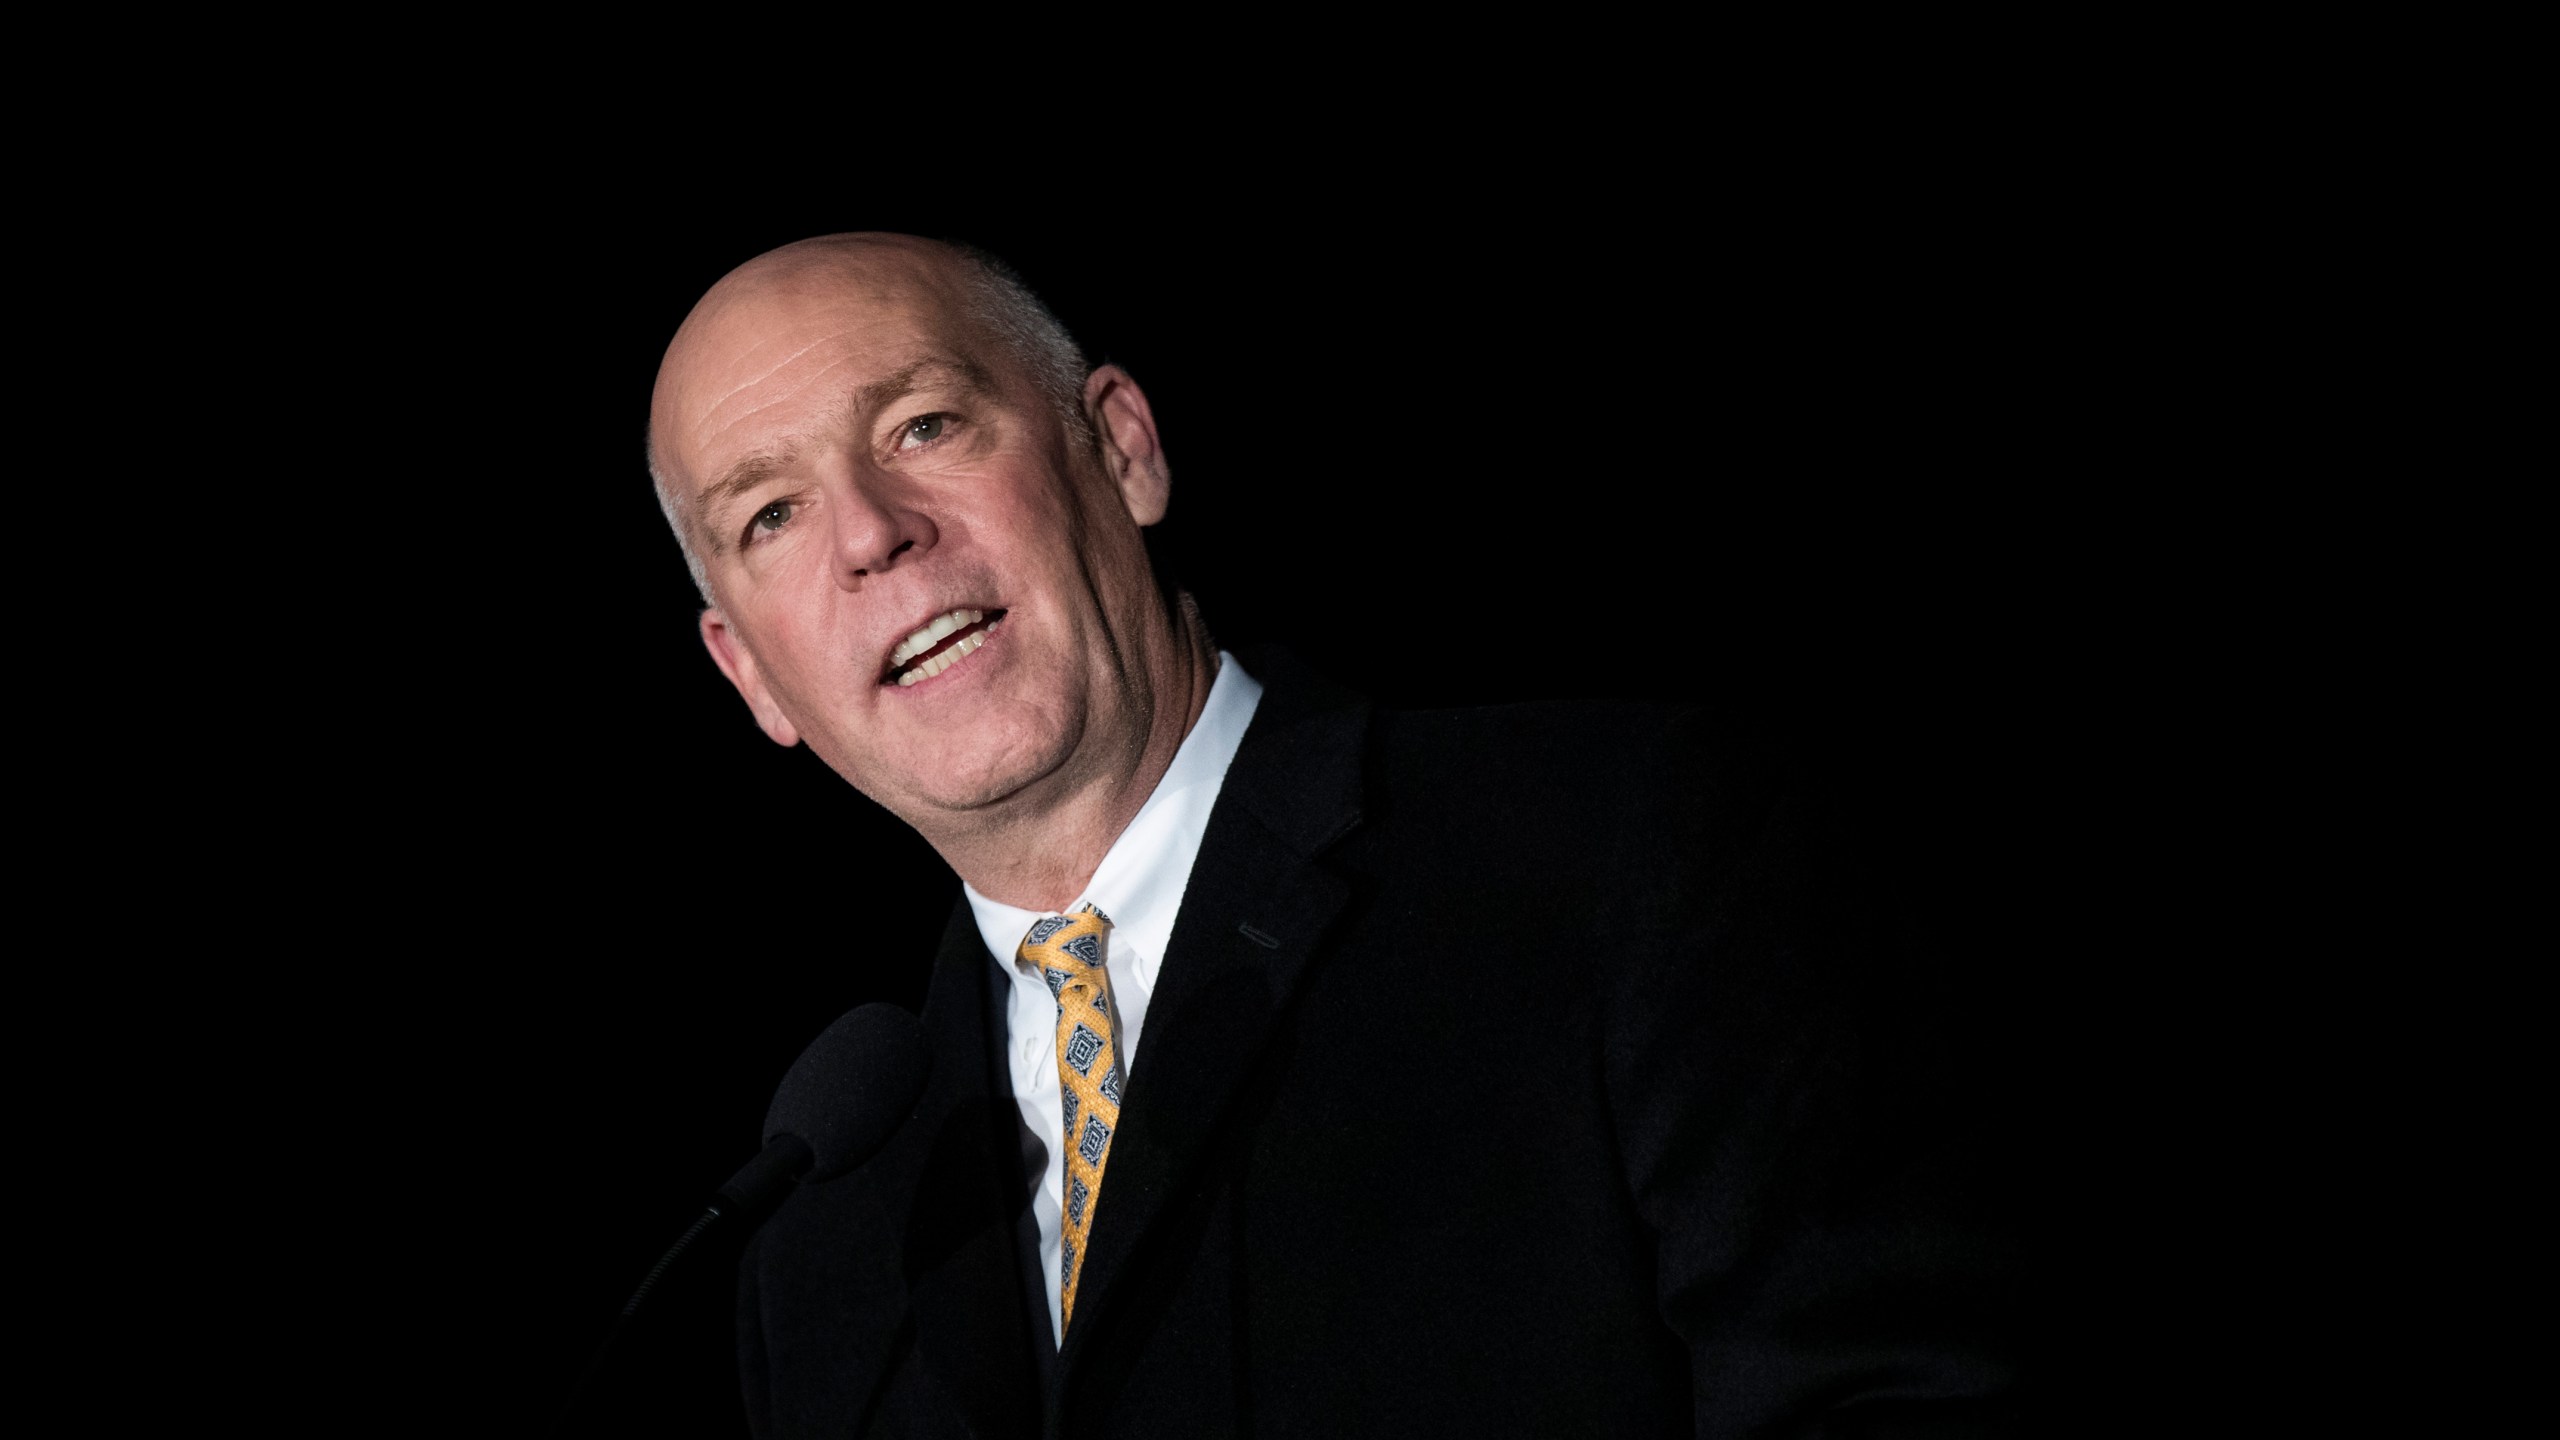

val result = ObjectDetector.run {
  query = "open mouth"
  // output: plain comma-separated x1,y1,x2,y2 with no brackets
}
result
881,607,1005,687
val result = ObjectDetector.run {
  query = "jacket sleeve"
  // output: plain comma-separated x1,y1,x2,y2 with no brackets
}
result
1603,733,2026,1438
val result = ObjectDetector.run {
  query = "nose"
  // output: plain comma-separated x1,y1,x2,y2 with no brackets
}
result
827,465,938,591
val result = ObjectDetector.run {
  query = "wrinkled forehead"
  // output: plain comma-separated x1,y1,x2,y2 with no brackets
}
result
651,241,981,488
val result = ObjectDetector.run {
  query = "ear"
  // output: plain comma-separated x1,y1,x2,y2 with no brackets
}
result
1084,364,1172,527
699,607,801,747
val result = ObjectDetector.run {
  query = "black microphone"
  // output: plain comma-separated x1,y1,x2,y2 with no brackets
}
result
557,1003,930,1433
714,1003,933,1218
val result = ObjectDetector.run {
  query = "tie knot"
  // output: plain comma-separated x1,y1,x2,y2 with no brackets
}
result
1018,902,1111,972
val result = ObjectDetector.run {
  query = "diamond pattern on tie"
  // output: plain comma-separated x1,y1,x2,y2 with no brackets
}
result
1016,901,1124,1333
1064,1023,1104,1075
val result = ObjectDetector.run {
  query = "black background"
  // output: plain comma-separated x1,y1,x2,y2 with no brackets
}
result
267,169,2092,1432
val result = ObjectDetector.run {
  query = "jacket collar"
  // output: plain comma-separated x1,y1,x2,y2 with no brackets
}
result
899,900,1051,1439
1051,647,1370,1397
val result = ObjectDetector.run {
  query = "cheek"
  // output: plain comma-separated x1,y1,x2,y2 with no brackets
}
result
958,453,1087,531
748,600,831,702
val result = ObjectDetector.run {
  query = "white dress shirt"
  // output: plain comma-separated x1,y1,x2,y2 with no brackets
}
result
963,652,1264,1346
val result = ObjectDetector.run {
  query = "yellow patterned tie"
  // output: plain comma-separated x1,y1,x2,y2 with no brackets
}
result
1018,903,1122,1331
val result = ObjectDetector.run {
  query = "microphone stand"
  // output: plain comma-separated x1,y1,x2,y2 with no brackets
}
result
552,1136,814,1436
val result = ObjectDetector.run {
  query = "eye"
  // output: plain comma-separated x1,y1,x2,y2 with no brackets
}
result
899,414,948,450
752,500,793,536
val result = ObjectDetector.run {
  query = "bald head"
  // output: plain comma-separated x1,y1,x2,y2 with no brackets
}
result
633,226,1202,887
648,234,1093,600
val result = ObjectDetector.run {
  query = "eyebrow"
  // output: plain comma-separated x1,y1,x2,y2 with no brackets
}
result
696,354,1002,544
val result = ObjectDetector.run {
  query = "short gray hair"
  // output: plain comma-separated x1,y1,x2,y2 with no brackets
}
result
648,241,1094,604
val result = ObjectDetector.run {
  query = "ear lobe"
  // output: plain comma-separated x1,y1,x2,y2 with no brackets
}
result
699,607,801,747
1085,364,1172,527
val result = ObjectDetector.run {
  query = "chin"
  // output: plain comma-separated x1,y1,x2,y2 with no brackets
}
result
879,721,1087,819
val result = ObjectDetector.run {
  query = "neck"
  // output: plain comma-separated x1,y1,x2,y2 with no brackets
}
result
935,603,1219,912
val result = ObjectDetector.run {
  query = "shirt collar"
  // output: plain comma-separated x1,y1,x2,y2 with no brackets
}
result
965,652,1264,973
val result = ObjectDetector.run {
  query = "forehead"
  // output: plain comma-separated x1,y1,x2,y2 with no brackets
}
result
652,245,987,489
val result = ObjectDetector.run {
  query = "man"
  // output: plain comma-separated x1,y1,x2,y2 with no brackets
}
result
648,234,2018,1437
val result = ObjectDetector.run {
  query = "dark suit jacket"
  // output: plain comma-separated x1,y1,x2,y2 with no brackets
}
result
739,653,2020,1438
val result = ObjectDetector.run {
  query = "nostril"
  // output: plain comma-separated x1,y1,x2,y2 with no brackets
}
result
853,541,919,580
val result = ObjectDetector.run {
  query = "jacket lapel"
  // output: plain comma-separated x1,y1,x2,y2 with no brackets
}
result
1056,652,1368,1382
900,899,1048,1439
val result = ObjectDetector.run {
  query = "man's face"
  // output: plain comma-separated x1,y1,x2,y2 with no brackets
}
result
651,240,1173,833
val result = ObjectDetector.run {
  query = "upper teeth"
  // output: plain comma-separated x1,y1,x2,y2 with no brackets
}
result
890,609,985,668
